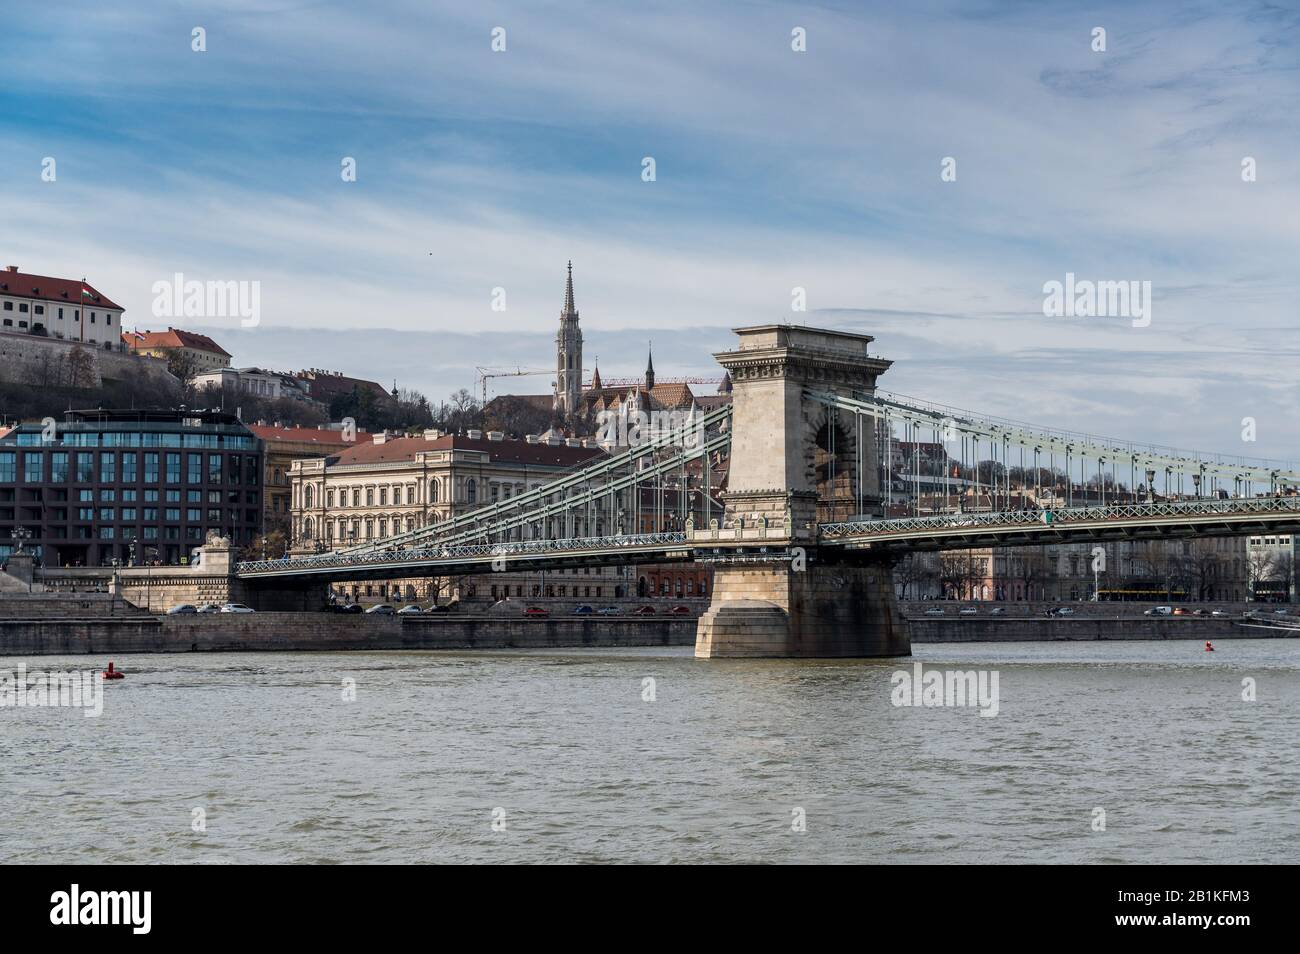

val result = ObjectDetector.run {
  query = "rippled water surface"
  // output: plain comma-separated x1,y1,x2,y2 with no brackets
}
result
2,639,1296,863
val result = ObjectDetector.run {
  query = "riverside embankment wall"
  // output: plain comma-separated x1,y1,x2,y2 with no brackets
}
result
0,613,697,656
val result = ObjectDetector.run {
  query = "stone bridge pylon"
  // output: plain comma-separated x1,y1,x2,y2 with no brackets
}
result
692,325,911,658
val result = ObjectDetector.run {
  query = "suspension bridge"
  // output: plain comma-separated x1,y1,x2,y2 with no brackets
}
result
233,324,1300,658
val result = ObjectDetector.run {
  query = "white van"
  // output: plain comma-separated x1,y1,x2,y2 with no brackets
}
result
1143,605,1174,617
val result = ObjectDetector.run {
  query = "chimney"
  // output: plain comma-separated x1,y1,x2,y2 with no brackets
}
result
5,265,17,272
525,434,539,444
547,435,561,446
487,430,504,442
373,431,388,444
565,438,580,447
423,428,442,440
466,428,483,440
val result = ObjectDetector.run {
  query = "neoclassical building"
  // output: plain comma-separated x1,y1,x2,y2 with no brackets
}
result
288,427,623,603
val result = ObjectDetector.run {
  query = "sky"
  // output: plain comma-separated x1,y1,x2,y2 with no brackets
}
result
2,0,1298,458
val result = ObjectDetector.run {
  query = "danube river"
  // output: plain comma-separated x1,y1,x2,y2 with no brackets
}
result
3,640,1296,864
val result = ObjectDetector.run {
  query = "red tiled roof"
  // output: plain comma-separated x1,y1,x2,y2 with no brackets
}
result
0,269,123,311
248,424,371,446
124,327,231,357
330,434,604,468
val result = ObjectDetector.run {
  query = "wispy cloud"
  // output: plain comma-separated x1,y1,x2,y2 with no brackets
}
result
2,0,1297,456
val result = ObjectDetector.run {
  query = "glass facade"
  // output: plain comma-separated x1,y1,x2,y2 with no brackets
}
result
0,410,263,567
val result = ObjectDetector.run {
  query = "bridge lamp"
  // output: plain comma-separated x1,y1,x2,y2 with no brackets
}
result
1145,468,1156,503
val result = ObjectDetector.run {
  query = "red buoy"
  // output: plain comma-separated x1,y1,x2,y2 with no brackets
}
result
102,661,125,680
1204,641,1215,653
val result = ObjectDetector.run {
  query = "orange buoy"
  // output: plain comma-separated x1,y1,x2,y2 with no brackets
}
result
102,661,125,680
1204,641,1214,653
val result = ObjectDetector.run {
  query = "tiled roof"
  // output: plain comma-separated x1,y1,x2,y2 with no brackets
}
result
124,327,231,357
248,424,370,446
0,269,123,311
329,434,604,468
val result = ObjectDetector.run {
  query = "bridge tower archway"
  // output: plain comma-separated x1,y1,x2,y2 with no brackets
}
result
694,324,909,658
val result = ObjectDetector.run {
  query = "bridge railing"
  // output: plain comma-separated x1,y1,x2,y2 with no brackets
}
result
237,531,689,576
819,495,1300,540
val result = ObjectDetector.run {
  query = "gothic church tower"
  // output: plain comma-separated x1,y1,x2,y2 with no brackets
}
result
554,261,583,419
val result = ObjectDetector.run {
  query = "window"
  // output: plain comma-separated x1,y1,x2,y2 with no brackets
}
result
0,452,13,482
208,454,221,484
23,452,43,482
429,480,439,503
166,453,181,483
466,479,477,504
122,452,136,482
100,452,115,483
50,452,68,482
34,305,44,315
188,453,202,484
305,485,314,508
144,453,159,482
76,453,94,482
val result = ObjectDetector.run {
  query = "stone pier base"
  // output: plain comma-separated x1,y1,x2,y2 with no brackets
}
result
695,559,911,658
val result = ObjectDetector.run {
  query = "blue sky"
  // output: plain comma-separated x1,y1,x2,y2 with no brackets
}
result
2,1,1298,457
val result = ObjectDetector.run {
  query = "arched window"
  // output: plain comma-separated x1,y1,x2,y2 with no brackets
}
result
304,484,314,508
303,517,314,540
429,479,439,503
466,479,477,504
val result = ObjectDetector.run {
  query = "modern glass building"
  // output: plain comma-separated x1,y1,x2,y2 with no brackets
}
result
0,409,263,567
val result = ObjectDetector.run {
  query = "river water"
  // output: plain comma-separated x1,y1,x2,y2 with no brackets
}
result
2,639,1296,864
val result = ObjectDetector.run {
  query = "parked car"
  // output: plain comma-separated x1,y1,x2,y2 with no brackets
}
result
632,605,657,616
1192,608,1209,617
426,603,451,613
1173,607,1191,616
924,607,945,616
365,604,396,615
1048,607,1074,617
572,604,595,615
219,603,256,614
331,602,363,614
396,605,423,615
669,605,692,616
1144,606,1174,617
524,606,549,617
1273,609,1290,616
597,606,623,616
958,607,978,616
196,603,221,614
167,604,198,615
989,607,1005,616
1210,609,1228,617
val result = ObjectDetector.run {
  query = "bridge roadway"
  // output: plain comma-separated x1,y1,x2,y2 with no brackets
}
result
237,532,694,584
237,497,1300,584
819,495,1300,553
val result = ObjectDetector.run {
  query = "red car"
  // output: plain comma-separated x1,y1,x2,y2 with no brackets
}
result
669,605,692,616
632,605,657,616
523,606,549,618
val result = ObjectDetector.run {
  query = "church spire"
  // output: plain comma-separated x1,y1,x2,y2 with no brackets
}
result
562,260,577,318
590,357,602,390
644,341,655,390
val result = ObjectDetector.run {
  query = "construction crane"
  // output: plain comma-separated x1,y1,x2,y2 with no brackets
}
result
476,366,553,404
